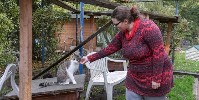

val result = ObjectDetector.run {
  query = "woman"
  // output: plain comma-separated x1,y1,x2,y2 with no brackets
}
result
80,6,173,100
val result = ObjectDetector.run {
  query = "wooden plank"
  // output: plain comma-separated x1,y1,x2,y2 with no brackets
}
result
65,0,120,9
19,0,32,99
5,74,85,100
32,93,79,100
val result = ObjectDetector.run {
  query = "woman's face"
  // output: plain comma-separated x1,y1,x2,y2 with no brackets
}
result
111,18,128,31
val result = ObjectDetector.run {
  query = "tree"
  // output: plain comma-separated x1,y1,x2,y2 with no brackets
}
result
0,0,71,68
32,4,71,61
0,0,17,68
178,0,199,45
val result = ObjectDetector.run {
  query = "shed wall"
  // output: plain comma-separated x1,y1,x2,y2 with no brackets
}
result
55,18,97,52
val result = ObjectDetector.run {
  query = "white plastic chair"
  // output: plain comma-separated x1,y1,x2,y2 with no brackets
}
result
85,53,127,100
0,64,19,97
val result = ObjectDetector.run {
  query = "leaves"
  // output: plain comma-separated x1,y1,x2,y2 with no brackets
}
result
177,0,199,46
0,0,71,68
0,9,15,68
32,5,71,60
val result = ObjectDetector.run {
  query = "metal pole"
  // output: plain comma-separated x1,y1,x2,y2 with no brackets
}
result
41,0,45,67
79,2,84,74
172,0,179,64
76,3,78,46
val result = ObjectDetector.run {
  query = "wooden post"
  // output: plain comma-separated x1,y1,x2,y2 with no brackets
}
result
19,0,32,100
165,22,172,54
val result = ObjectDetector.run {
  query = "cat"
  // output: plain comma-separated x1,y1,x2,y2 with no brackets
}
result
39,51,81,87
56,52,81,85
39,47,90,87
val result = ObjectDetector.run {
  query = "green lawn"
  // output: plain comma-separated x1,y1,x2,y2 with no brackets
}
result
174,52,199,72
167,52,199,100
167,75,195,100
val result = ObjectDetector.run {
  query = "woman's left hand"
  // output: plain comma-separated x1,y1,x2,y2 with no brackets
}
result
152,81,160,89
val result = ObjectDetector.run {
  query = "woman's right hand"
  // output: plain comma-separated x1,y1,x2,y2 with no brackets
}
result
80,56,89,64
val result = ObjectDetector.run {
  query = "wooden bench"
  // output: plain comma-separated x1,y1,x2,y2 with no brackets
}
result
3,74,85,100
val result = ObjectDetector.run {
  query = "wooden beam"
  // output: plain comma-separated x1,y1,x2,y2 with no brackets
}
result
165,22,172,54
19,0,32,99
64,0,120,9
51,0,112,16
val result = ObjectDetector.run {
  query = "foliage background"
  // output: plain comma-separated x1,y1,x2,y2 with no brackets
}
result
0,0,71,70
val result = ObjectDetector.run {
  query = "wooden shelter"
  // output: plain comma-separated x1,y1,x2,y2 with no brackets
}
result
16,0,179,99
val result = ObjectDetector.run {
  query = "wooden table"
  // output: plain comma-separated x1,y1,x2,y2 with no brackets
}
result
4,74,85,100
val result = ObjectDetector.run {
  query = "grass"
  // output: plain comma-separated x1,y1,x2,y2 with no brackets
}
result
173,52,199,72
167,52,199,100
167,75,195,100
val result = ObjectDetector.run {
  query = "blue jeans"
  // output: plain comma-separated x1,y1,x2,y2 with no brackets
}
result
126,88,166,100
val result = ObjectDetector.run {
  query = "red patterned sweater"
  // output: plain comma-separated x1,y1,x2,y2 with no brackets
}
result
87,18,173,96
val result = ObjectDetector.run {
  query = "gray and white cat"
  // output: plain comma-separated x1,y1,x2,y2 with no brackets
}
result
57,52,81,85
39,52,81,87
39,48,89,87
